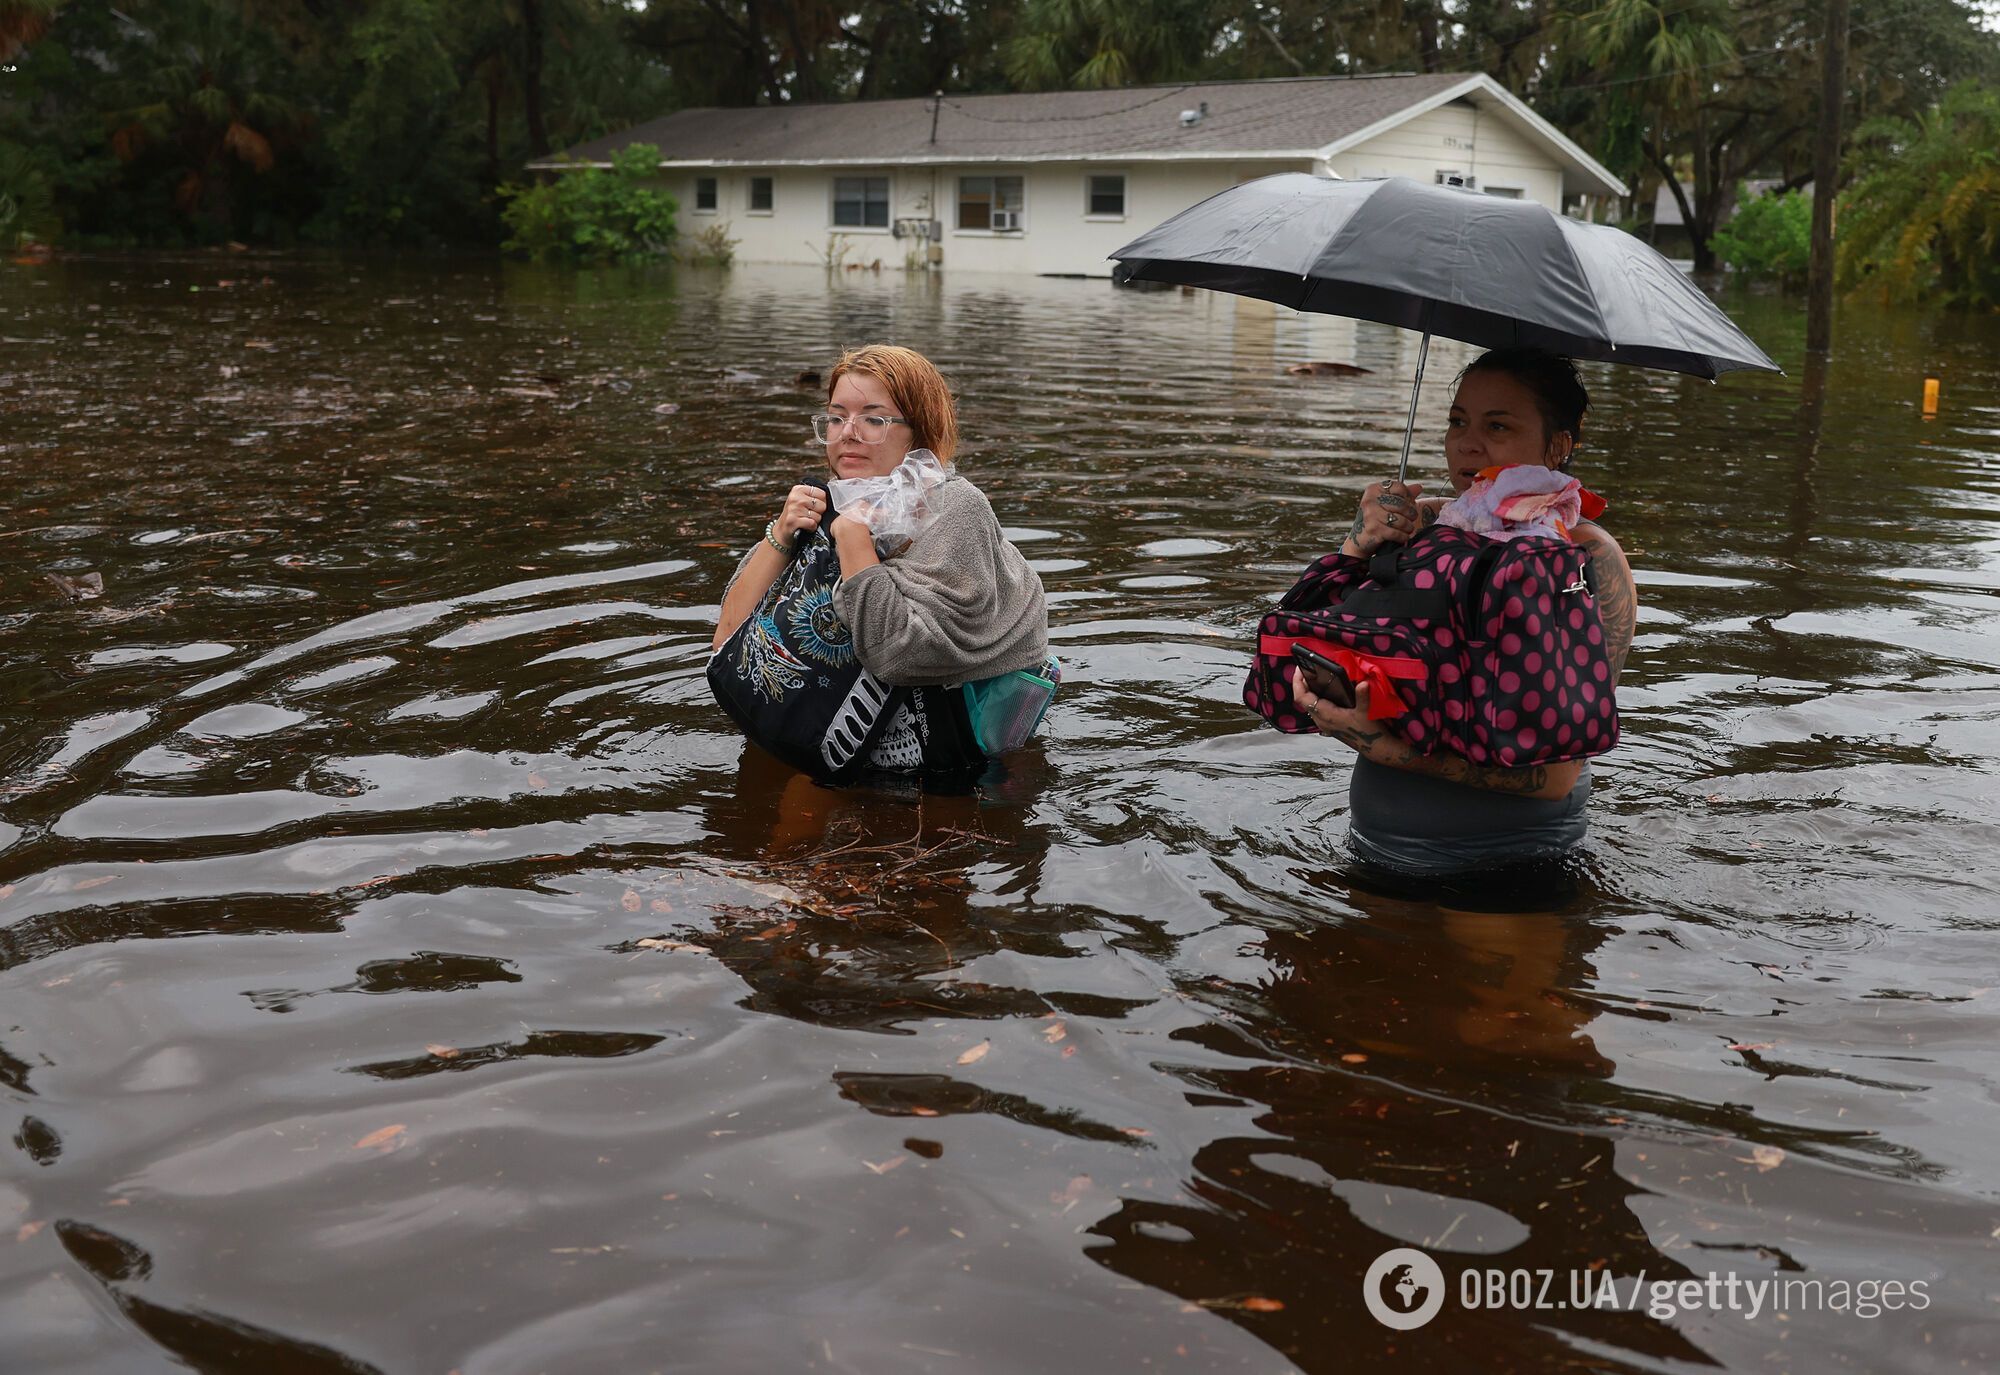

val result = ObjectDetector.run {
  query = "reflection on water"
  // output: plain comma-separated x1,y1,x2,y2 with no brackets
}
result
3,257,1999,1373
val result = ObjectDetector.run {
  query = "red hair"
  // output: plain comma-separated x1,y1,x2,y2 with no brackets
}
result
826,345,959,463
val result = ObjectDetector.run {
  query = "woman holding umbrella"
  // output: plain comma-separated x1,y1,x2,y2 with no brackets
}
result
1289,349,1637,874
1113,171,1773,871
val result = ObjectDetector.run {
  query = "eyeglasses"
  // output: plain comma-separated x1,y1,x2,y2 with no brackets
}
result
811,412,909,444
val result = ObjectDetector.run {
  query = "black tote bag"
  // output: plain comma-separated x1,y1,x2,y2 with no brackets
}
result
707,486,985,783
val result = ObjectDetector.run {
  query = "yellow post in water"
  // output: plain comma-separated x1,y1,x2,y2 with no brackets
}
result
1923,377,1941,417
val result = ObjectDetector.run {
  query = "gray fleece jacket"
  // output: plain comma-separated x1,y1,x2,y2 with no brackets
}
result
833,475,1048,685
726,474,1048,688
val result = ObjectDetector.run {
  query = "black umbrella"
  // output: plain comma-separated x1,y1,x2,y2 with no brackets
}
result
1111,173,1780,480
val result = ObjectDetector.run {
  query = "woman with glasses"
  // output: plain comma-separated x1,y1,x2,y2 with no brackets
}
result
712,344,1048,777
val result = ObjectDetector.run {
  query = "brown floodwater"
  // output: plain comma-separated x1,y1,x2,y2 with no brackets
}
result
2,255,1997,1374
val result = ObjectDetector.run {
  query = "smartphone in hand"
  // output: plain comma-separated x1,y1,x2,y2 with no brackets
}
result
1290,644,1356,709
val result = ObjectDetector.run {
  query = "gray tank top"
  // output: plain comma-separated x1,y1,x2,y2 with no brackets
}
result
1347,755,1590,876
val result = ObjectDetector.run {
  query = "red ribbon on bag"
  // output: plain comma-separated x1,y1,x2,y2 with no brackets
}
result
1260,635,1426,720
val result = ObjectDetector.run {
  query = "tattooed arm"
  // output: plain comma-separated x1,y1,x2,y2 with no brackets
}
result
1290,667,1584,800
1571,521,1636,685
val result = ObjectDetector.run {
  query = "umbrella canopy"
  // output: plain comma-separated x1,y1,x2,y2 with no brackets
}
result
1112,174,1778,481
1112,173,1779,379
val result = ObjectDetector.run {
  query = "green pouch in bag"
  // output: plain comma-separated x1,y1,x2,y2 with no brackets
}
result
961,657,1060,756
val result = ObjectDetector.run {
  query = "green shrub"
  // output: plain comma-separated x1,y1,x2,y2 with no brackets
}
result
0,140,59,247
1713,183,1811,284
498,143,677,263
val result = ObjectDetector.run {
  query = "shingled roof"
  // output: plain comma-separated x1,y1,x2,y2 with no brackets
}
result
531,73,1626,197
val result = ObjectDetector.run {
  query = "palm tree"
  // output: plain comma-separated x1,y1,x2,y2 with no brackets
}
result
1005,0,1215,90
1838,81,2000,308
0,0,62,62
103,3,301,234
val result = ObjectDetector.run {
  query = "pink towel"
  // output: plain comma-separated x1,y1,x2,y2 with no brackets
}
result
1436,464,1600,542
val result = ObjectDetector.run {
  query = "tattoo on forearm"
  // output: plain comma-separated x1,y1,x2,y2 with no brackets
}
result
1348,504,1370,551
1336,707,1561,795
1368,729,1550,793
1586,549,1636,684
1451,759,1552,794
1329,722,1387,751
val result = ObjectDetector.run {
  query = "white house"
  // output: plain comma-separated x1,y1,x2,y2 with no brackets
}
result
532,73,1628,277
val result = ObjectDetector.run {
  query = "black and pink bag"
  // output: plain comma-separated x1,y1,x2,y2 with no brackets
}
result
1243,524,1618,767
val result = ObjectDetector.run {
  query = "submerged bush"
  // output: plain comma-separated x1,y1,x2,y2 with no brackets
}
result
676,221,738,267
0,140,59,247
498,143,676,263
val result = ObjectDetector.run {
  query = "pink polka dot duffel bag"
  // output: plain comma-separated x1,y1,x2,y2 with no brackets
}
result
1242,524,1620,767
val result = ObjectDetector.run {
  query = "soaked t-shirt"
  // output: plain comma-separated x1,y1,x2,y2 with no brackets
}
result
1347,755,1590,875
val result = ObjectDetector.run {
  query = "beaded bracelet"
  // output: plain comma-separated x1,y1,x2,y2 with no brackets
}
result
763,519,792,556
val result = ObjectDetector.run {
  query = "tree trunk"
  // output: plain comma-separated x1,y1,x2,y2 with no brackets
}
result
485,64,502,182
741,0,783,104
779,1,819,102
1651,148,1700,262
522,0,550,158
1689,117,1716,271
855,14,893,100
1806,0,1850,355
1414,3,1441,73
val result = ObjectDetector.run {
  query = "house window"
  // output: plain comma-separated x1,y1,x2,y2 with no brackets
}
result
695,176,718,212
832,176,889,228
1484,186,1523,200
959,175,1024,232
1087,174,1126,218
748,176,774,213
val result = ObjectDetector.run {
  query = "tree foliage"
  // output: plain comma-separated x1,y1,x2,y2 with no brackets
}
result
0,137,57,246
1838,80,2000,309
0,0,1992,262
1531,0,1996,270
1005,0,1215,91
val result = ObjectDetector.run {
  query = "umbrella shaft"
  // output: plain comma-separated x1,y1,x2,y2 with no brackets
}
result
1396,330,1433,485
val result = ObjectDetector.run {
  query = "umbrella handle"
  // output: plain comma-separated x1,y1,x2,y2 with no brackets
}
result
1395,325,1433,486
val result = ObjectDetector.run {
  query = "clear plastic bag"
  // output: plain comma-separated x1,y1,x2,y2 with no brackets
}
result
961,657,1060,755
827,449,955,558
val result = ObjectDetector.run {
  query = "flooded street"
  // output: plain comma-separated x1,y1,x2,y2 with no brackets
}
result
3,256,1998,1373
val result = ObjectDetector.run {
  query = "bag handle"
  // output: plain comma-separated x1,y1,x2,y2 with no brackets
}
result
1458,540,1509,641
793,474,833,558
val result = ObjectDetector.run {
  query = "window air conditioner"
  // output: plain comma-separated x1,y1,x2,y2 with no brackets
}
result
991,210,1021,232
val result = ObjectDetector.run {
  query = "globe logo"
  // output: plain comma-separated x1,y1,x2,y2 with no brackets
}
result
1362,1247,1447,1330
